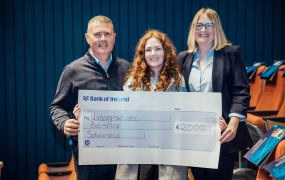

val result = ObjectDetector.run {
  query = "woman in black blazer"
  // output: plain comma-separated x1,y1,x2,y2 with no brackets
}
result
178,8,253,180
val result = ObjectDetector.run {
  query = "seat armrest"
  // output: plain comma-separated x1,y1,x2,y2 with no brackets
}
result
38,162,70,174
45,162,69,167
264,117,285,121
45,170,72,176
248,106,256,111
247,110,279,117
245,122,264,144
264,117,285,131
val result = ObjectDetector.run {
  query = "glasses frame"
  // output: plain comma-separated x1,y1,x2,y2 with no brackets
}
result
195,23,214,30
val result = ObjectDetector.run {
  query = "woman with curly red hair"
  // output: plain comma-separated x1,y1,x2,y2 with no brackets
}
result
123,30,185,92
115,30,188,179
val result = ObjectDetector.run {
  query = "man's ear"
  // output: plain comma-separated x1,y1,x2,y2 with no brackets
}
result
85,33,89,44
113,33,116,43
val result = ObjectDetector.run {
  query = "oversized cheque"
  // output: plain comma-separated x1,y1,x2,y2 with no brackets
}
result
78,90,222,168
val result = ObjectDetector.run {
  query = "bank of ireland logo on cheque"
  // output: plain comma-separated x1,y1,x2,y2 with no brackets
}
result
83,96,89,101
85,140,90,146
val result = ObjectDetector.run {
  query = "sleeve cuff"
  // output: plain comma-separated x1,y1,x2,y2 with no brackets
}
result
229,113,246,122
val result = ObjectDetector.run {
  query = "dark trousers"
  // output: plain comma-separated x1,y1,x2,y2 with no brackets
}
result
138,165,158,180
72,140,116,180
191,150,238,180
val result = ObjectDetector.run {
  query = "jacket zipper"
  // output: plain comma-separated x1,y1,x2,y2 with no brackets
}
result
106,72,113,90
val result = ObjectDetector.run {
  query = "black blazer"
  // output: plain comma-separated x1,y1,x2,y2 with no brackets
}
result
178,45,253,153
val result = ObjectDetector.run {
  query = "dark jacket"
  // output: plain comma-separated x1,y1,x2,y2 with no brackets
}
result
50,50,130,138
178,45,253,153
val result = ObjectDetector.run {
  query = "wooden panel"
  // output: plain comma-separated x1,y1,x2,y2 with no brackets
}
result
24,0,37,178
156,0,165,31
43,0,56,165
54,0,66,162
101,0,110,16
14,0,27,179
210,0,219,12
273,0,282,60
191,0,201,23
283,0,285,58
245,0,255,66
73,0,83,60
254,0,264,63
264,0,273,65
228,0,237,43
34,0,45,171
173,0,183,51
129,0,138,61
138,0,146,37
91,0,101,17
82,0,91,54
63,0,74,65
0,1,7,180
201,0,210,8
165,0,174,41
147,0,156,29
218,0,228,35
182,0,191,51
236,0,246,63
4,0,16,179
119,0,129,60
111,0,120,58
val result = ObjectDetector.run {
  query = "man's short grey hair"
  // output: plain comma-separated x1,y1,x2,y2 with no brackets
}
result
87,15,114,32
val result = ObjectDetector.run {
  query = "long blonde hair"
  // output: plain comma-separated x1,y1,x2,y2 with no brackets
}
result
187,8,230,53
125,30,182,91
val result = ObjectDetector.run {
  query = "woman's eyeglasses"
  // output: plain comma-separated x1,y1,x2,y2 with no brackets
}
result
195,23,214,30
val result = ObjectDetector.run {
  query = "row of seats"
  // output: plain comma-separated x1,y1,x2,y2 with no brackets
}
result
38,156,76,180
246,62,285,180
37,158,196,180
247,63,285,134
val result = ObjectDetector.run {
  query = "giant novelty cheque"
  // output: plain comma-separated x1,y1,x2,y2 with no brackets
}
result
78,90,221,168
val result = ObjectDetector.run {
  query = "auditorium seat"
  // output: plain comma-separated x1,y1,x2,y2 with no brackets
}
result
264,98,285,131
246,64,285,133
38,156,74,175
38,167,76,180
188,168,194,180
249,64,285,111
248,65,266,110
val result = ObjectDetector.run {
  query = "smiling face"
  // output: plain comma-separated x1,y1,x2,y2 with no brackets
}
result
85,22,116,60
144,37,165,75
195,14,215,48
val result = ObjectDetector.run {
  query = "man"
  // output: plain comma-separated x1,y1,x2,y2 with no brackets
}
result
50,15,130,179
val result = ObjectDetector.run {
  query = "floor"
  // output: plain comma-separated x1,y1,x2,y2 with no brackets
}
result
188,154,259,180
232,154,258,180
232,168,258,180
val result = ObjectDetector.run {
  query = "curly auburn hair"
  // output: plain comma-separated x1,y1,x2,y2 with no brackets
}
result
125,30,182,91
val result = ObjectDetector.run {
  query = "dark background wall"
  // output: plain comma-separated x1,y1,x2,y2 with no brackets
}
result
0,0,284,179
